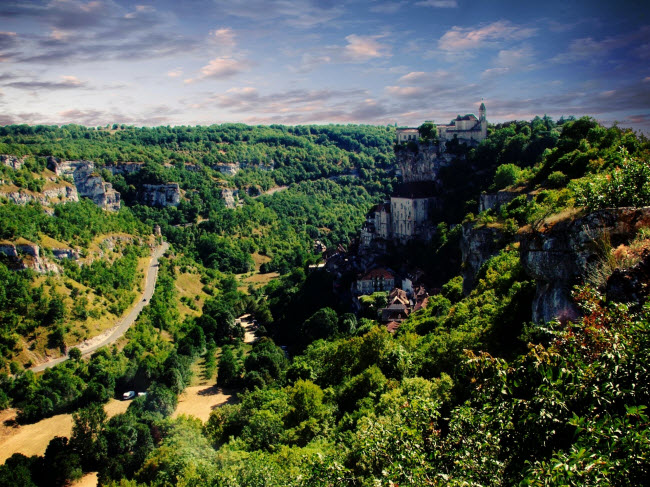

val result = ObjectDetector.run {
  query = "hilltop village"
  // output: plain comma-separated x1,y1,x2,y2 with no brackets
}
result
319,104,490,331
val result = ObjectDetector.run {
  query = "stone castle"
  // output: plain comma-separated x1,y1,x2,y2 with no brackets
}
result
396,102,487,148
360,103,487,247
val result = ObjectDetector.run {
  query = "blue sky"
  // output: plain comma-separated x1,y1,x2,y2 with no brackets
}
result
1,0,649,132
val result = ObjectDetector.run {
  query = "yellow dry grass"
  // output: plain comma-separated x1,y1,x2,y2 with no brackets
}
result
72,472,98,487
172,385,235,423
39,234,71,250
175,269,208,319
0,400,130,464
243,272,279,287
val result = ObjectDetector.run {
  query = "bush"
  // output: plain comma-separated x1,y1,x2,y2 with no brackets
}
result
576,149,650,210
547,170,567,188
492,164,522,190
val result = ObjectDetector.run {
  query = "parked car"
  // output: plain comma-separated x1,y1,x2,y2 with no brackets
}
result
137,392,147,397
122,391,135,400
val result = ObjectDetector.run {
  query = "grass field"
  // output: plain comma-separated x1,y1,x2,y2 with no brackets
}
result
0,399,130,464
175,268,208,319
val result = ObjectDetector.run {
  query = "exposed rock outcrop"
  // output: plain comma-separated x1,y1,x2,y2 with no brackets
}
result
0,155,24,170
47,157,120,211
51,248,80,260
0,241,61,274
0,185,79,206
213,163,240,175
479,190,530,212
396,144,449,185
137,183,181,207
461,223,506,294
519,207,650,323
606,250,650,309
221,188,239,209
105,162,144,175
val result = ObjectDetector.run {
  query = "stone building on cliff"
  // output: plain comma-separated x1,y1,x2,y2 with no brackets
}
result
361,103,487,248
437,102,487,148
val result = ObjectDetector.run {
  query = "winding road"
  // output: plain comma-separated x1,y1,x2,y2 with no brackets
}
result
31,242,169,373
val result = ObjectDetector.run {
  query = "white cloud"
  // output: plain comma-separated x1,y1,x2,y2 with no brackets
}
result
438,21,537,51
199,56,249,79
385,85,425,97
211,27,236,48
344,34,391,61
167,68,183,78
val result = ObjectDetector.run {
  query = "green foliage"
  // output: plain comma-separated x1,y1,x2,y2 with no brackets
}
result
492,163,522,190
576,149,650,210
418,122,438,143
217,345,243,388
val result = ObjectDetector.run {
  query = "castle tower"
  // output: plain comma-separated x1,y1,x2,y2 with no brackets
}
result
479,101,487,140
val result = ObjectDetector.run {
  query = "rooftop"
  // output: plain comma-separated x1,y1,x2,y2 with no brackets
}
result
360,267,394,280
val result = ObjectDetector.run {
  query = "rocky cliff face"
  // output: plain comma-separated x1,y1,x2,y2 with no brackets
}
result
137,183,181,207
0,241,61,274
1,184,79,206
221,188,239,208
479,190,530,212
105,162,144,175
518,207,650,323
1,154,24,170
460,223,506,294
396,144,449,184
47,157,120,211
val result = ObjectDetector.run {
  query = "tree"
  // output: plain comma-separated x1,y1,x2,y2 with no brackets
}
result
70,403,107,470
302,307,338,342
143,383,177,417
68,347,82,361
217,345,242,388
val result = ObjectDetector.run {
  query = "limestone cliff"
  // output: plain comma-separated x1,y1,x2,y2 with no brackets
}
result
221,188,239,209
395,144,450,184
47,157,120,211
479,190,530,212
460,223,506,294
137,183,181,207
105,162,144,175
0,241,61,274
518,207,650,323
1,184,79,206
0,154,24,170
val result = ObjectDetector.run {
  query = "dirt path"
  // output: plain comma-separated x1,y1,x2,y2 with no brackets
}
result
31,242,169,372
172,385,235,422
0,400,130,464
236,314,258,344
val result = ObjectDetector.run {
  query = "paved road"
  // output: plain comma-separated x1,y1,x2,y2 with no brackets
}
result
31,242,169,372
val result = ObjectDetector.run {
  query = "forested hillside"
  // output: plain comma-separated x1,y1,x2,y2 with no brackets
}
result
1,119,649,486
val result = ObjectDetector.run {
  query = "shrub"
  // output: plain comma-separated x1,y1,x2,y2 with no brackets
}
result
492,164,522,190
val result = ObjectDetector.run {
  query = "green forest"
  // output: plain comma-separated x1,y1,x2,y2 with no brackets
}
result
0,118,649,486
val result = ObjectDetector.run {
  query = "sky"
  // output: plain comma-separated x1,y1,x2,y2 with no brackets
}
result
0,0,649,132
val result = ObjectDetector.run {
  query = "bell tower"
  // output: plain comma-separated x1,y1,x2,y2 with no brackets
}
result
479,101,487,140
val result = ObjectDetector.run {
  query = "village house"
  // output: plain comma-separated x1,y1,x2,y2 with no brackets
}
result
355,267,395,294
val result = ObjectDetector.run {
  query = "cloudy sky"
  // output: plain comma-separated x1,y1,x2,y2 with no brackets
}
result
1,0,649,131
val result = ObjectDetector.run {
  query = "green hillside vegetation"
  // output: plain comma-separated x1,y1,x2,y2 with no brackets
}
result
1,119,649,486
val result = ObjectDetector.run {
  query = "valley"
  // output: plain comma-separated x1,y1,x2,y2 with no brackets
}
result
0,117,649,486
